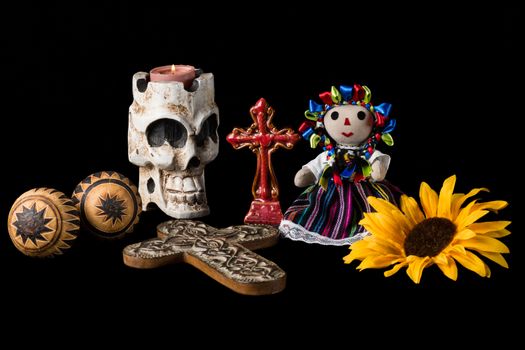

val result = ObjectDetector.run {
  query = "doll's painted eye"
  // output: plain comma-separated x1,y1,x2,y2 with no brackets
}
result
357,111,366,120
330,111,339,120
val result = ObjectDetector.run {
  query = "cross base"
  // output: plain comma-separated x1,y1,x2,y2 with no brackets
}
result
244,200,283,226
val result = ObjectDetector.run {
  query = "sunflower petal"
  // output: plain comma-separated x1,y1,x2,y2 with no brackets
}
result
363,236,403,255
406,256,431,284
461,236,510,253
387,209,412,236
345,238,398,262
450,250,490,277
456,209,489,231
446,244,467,255
367,196,404,218
450,193,463,210
434,253,458,281
384,261,409,277
419,182,438,218
344,247,377,260
485,264,492,278
437,175,456,219
472,200,508,212
432,252,447,265
343,251,371,264
343,255,356,264
343,244,378,264
454,200,477,229
454,229,477,240
451,187,489,217
468,221,511,234
343,255,359,265
400,194,425,226
485,229,511,238
361,236,402,253
350,239,370,251
360,214,404,248
366,212,405,237
357,255,401,270
475,251,509,268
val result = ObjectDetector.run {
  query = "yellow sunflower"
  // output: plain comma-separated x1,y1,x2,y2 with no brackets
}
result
343,175,511,283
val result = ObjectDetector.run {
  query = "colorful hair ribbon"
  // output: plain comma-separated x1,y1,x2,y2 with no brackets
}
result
339,85,353,101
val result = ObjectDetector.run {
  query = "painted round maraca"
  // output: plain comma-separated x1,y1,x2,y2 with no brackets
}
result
72,171,141,239
8,188,80,257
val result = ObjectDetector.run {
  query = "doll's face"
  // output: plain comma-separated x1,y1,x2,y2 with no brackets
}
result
324,105,374,146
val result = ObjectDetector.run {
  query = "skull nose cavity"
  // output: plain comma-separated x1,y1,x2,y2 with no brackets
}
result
147,178,155,193
344,118,351,126
187,156,201,169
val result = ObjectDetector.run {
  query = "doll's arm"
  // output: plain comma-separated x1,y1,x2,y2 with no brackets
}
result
294,152,327,187
370,151,391,182
294,166,317,187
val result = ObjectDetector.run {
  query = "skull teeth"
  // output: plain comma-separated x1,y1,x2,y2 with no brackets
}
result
167,191,206,205
186,193,197,204
194,174,205,191
174,177,183,191
165,175,203,193
165,174,206,205
197,192,205,204
183,177,197,192
175,194,185,203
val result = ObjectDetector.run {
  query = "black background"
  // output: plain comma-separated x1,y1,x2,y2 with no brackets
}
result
1,2,522,333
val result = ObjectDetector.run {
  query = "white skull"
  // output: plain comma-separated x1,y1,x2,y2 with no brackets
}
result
128,72,219,218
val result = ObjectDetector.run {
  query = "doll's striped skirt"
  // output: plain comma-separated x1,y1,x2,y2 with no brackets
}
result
280,180,400,246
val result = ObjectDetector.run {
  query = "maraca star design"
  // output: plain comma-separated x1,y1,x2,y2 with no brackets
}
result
13,203,53,244
96,193,127,224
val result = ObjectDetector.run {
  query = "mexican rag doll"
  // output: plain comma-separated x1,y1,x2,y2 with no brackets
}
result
279,84,399,245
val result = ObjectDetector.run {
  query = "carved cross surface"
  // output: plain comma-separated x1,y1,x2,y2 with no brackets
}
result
123,220,286,295
226,98,300,225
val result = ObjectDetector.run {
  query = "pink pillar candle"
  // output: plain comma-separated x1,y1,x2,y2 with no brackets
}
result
149,64,196,88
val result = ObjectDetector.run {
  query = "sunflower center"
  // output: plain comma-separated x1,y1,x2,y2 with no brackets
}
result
404,217,456,257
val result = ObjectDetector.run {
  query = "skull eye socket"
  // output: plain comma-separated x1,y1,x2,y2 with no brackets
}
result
196,113,219,146
146,119,188,148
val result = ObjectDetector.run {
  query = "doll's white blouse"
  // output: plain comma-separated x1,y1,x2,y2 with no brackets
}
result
304,150,391,181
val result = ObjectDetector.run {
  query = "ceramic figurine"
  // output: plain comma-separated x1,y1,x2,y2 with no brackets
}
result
72,171,141,239
8,188,80,257
227,98,300,226
279,84,399,245
128,69,219,219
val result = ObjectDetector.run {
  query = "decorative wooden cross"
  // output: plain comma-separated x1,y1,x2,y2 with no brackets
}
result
226,98,300,226
123,220,286,295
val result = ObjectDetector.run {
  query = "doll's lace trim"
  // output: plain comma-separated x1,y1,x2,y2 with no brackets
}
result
279,220,369,246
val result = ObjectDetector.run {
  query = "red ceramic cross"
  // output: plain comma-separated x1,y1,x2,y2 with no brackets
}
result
227,98,300,226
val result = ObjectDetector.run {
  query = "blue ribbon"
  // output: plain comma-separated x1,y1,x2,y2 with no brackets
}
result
341,163,356,179
383,119,396,133
339,85,353,101
302,128,314,139
309,100,324,112
375,103,392,117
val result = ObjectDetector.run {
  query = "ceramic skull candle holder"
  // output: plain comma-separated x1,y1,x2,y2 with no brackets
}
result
128,69,219,218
